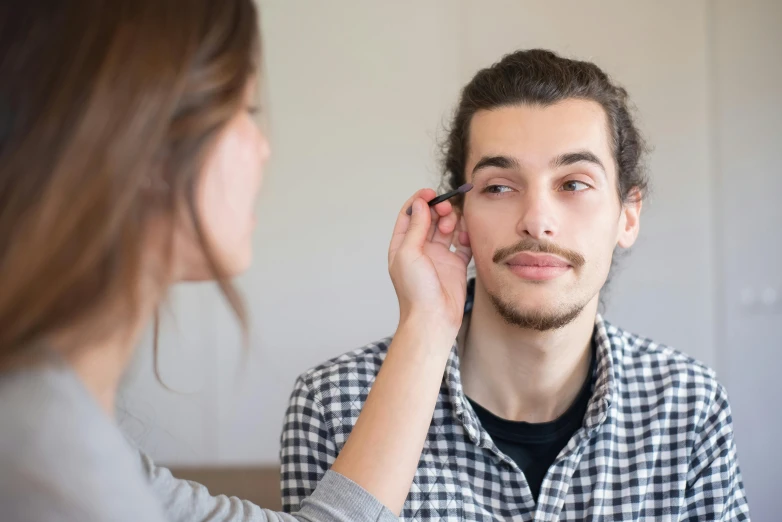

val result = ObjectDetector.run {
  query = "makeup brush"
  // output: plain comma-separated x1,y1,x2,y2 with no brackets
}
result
406,183,473,216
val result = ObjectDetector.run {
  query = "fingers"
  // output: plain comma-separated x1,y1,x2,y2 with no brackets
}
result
389,188,463,266
432,200,453,217
405,197,452,217
426,207,441,242
398,188,436,216
431,210,458,246
389,189,436,263
400,198,432,251
426,200,454,241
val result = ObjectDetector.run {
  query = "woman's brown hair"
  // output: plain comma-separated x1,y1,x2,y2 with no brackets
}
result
0,0,259,359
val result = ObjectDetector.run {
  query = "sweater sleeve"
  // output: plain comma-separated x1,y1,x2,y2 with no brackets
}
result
141,452,397,522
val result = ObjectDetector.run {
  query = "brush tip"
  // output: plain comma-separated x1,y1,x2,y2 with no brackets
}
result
458,183,474,193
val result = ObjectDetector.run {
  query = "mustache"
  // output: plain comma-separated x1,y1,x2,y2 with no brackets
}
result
492,238,586,267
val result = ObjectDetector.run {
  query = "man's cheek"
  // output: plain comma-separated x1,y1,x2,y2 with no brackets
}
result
468,234,494,266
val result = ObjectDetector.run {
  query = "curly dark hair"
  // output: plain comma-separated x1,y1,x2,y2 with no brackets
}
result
442,49,649,208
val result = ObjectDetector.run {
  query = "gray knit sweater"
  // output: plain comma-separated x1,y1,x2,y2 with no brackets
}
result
0,361,396,522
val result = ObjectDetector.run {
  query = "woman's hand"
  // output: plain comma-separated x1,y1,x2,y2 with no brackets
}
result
388,188,472,333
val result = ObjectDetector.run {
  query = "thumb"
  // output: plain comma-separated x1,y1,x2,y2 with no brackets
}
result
401,198,431,250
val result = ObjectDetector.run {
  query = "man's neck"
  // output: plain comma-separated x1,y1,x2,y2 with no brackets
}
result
460,279,597,423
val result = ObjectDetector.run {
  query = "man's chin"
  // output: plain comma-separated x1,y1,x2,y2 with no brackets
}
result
488,292,585,331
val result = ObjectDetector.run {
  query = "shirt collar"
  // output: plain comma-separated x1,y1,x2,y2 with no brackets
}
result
443,279,619,445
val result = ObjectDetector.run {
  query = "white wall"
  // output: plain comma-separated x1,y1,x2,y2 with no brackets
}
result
120,0,779,516
711,2,782,519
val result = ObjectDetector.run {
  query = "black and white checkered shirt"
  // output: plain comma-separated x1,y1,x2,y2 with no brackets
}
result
280,286,750,521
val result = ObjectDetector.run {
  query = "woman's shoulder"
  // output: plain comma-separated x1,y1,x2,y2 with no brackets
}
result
0,364,168,522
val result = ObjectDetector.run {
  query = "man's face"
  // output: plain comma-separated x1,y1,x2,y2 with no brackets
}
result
463,99,641,330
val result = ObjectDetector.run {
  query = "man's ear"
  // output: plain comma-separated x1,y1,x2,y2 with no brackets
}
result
617,189,642,248
457,214,471,248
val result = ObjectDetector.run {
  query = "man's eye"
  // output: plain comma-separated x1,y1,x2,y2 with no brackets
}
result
484,185,513,194
562,180,590,192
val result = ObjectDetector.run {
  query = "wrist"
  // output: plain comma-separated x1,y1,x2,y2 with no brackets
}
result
400,305,462,332
395,313,460,350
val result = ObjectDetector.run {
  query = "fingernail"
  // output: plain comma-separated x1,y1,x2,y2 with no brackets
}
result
406,205,413,216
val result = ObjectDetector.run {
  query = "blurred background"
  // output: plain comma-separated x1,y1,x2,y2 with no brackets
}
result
119,0,780,518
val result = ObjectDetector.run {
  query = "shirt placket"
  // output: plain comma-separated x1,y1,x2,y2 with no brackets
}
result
534,346,614,522
531,420,597,522
453,391,538,520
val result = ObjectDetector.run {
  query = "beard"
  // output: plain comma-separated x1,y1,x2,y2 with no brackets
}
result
488,288,587,331
485,237,591,331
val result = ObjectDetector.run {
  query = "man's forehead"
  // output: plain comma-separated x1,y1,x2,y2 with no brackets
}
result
466,100,615,171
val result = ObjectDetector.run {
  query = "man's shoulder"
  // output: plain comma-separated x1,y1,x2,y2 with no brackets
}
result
605,320,725,402
285,337,393,442
292,336,392,401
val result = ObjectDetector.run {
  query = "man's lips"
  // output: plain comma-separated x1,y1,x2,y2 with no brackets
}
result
505,252,571,268
503,252,571,281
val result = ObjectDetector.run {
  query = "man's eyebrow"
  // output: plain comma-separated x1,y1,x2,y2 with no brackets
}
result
551,150,606,177
471,155,520,175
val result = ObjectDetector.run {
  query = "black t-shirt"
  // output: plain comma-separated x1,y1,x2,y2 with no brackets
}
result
466,346,595,503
